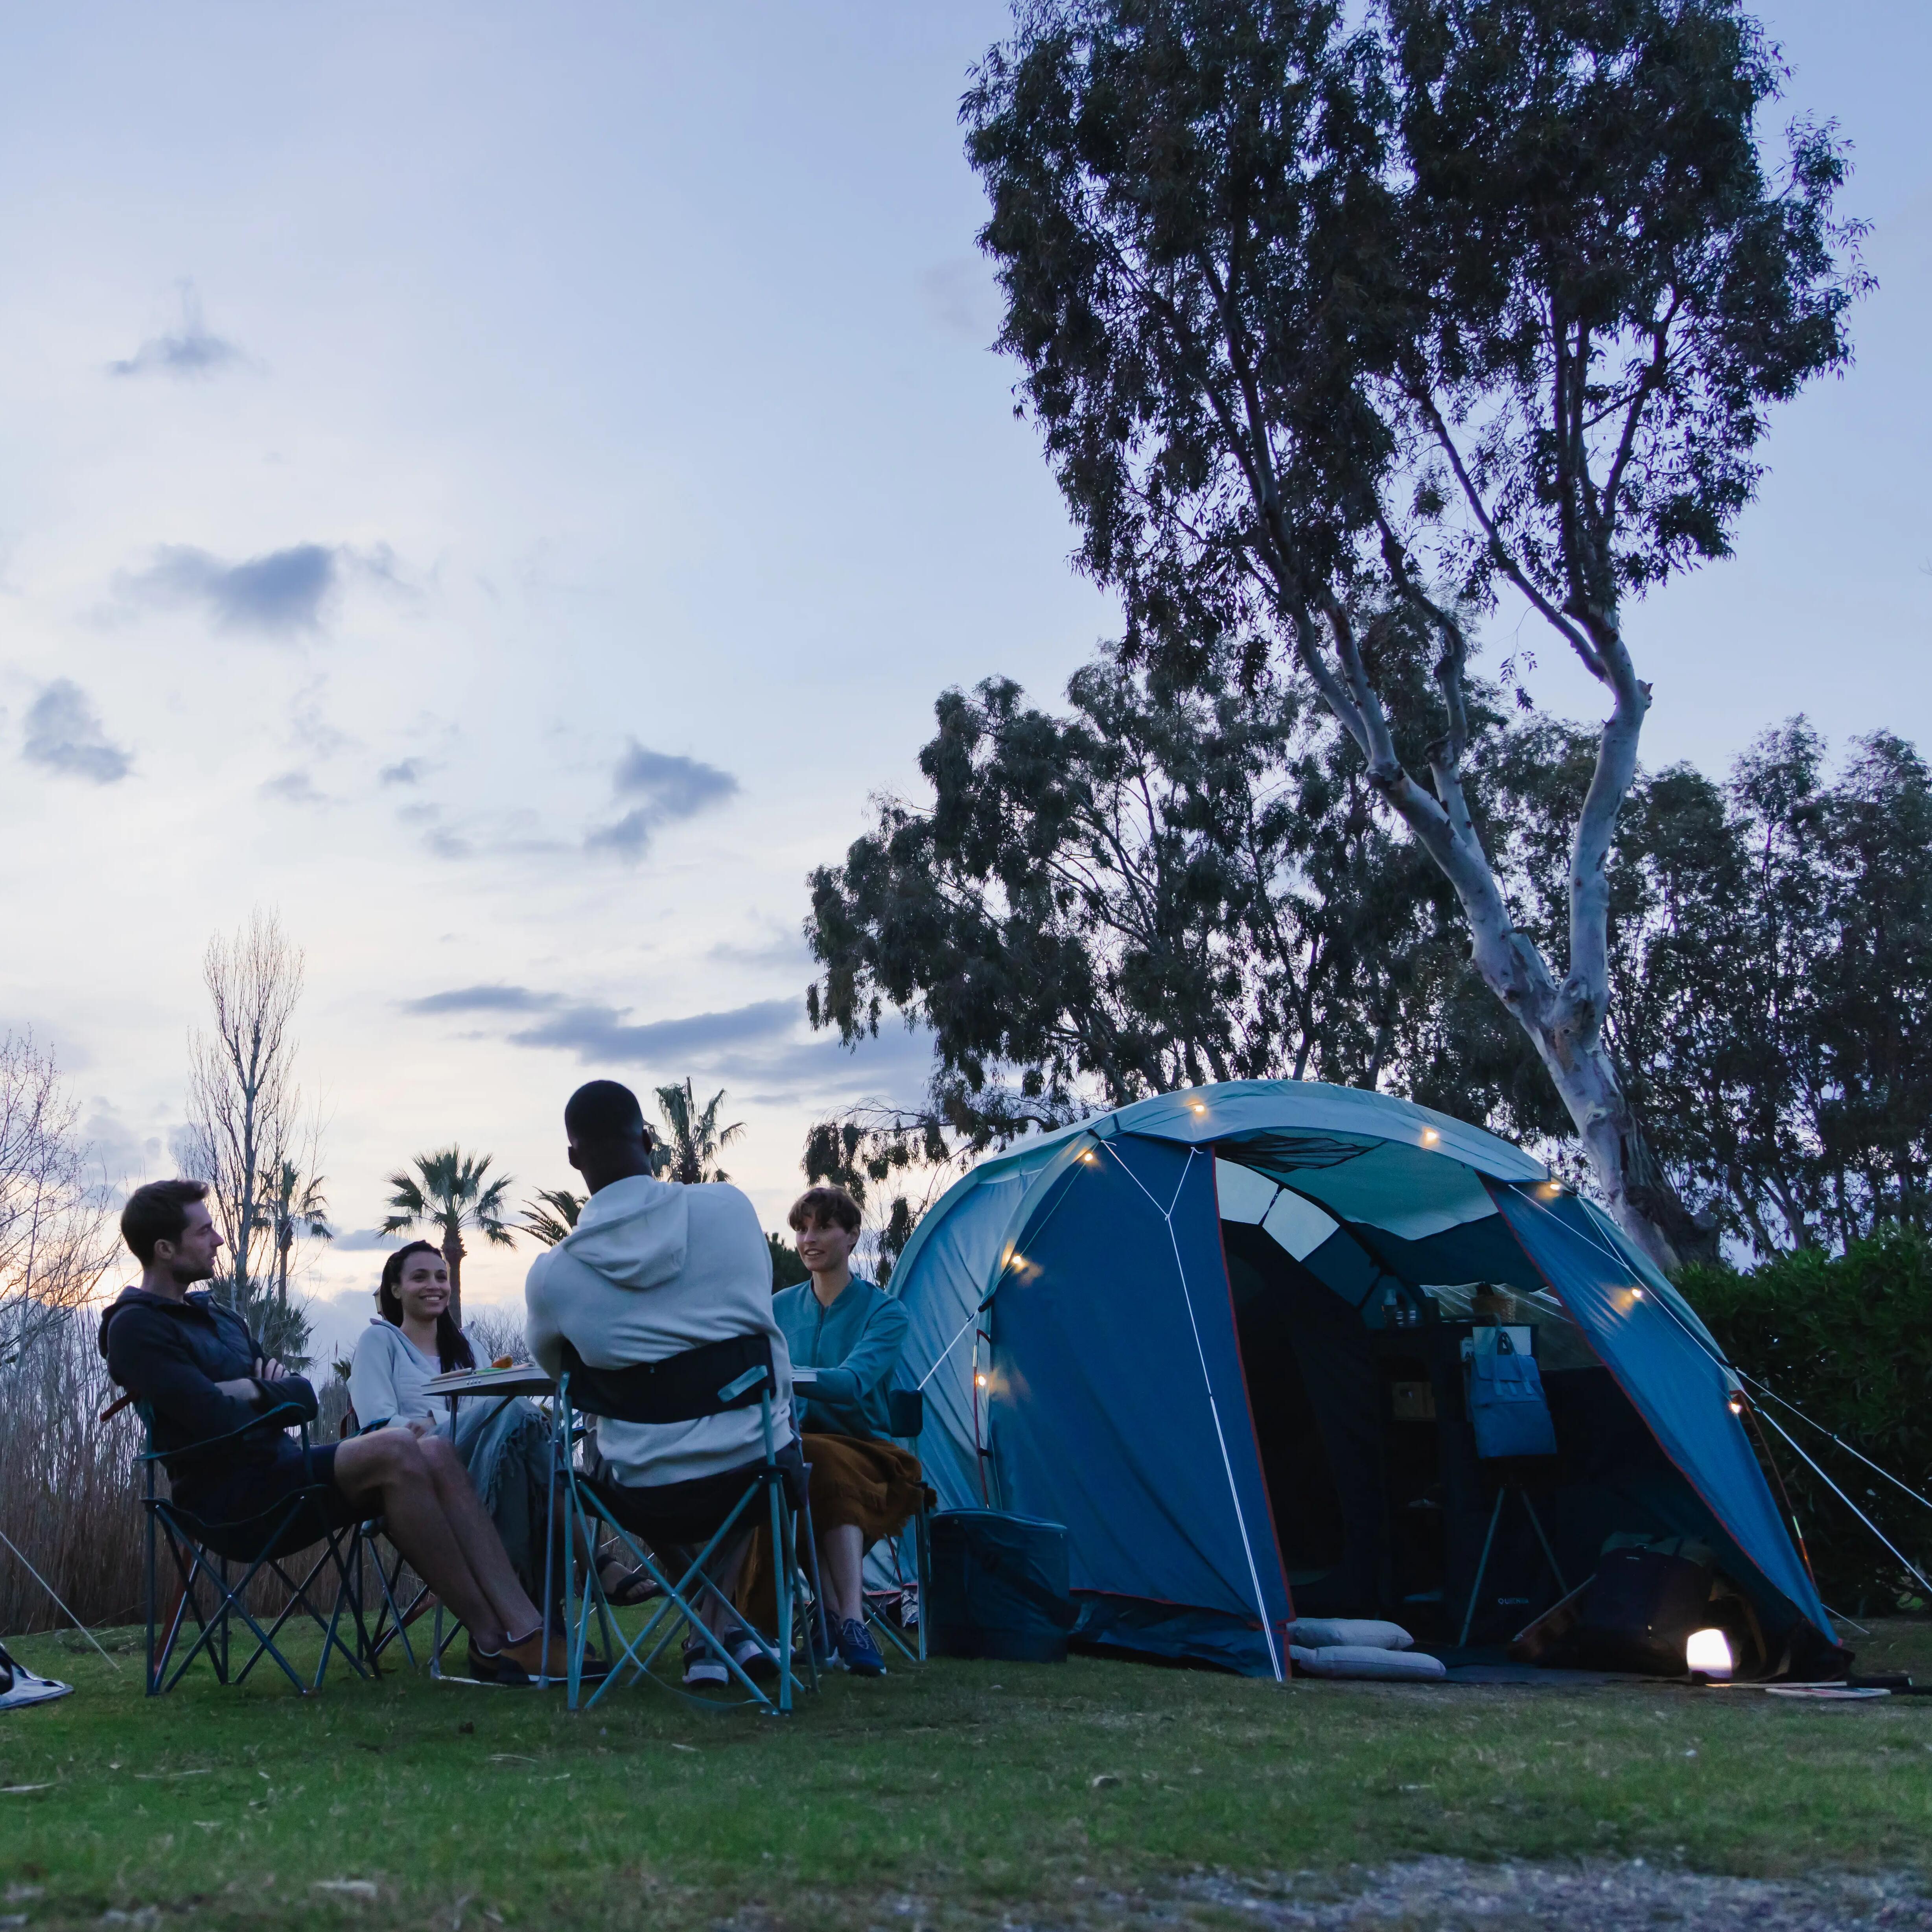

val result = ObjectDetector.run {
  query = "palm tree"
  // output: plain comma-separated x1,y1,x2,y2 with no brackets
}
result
653,1079,744,1184
520,1186,584,1249
258,1159,332,1306
379,1146,514,1326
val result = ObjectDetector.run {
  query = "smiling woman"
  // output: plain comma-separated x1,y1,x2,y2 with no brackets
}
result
346,1240,563,1619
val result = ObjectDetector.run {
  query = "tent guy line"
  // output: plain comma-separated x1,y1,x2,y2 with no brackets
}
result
1513,1183,1932,1521
1100,1138,1285,1683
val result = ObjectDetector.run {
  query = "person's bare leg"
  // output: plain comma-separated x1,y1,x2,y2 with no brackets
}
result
697,1534,751,1647
818,1522,864,1627
334,1432,508,1648
413,1435,543,1638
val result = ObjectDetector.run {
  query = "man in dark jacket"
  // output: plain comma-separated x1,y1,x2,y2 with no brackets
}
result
103,1179,577,1686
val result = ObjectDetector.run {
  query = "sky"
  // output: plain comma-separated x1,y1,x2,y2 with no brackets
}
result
1,1,1926,1363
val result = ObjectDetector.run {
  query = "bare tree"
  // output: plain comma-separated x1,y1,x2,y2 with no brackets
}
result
182,909,305,1296
0,1033,115,1370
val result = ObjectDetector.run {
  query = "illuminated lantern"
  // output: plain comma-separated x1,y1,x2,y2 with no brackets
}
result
1685,1628,1733,1682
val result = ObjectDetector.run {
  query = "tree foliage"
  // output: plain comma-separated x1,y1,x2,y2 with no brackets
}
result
379,1146,515,1327
809,650,1464,1146
1682,1226,1932,1612
651,1079,745,1185
960,0,1866,1265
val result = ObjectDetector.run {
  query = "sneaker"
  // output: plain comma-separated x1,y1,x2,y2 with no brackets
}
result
836,1616,887,1678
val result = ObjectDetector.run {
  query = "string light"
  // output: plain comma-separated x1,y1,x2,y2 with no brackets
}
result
1190,1101,1206,1114
1542,1182,1562,1197
975,1373,988,1389
1422,1128,1439,1144
1727,1393,1744,1416
1630,1287,1645,1301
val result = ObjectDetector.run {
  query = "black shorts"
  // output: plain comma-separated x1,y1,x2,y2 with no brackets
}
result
170,1440,361,1563
592,1439,807,1549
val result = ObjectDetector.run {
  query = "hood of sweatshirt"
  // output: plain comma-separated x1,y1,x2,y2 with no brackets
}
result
552,1173,690,1291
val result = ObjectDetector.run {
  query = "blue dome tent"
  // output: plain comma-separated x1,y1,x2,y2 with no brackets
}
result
887,1080,1838,1679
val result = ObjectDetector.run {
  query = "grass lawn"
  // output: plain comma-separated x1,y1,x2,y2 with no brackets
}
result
2,1620,1929,1929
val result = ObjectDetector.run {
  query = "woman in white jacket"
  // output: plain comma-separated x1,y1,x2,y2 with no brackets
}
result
350,1242,648,1611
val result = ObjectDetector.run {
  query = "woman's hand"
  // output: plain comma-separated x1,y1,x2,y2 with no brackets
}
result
254,1356,293,1383
404,1417,436,1439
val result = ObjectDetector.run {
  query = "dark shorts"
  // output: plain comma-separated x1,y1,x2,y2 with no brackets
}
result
591,1438,807,1549
170,1440,361,1563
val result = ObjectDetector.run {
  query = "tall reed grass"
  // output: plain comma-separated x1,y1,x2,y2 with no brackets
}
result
0,1308,144,1634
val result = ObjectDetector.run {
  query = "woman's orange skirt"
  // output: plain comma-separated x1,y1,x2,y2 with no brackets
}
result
734,1431,923,1630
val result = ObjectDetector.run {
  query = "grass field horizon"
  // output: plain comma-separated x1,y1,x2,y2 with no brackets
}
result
2,1620,1928,1929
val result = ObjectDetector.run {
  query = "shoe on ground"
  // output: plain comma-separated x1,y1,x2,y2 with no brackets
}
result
732,1635,778,1682
836,1616,887,1678
478,1629,605,1685
682,1639,729,1688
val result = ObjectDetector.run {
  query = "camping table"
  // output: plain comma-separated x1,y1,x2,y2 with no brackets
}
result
420,1364,564,1686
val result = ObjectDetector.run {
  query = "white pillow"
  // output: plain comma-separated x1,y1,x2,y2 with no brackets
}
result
1289,1644,1446,1682
1288,1618,1414,1651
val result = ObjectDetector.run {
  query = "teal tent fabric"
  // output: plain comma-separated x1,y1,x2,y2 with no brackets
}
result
885,1080,1835,1677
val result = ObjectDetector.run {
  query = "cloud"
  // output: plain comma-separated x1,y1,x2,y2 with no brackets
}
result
260,768,326,806
381,757,427,785
510,998,796,1064
586,742,739,861
919,259,1003,343
405,983,799,1070
404,984,558,1016
331,1228,406,1254
108,284,249,380
117,542,341,634
21,680,132,783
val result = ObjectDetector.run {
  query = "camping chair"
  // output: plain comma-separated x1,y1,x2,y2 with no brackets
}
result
139,1402,374,1696
555,1333,815,1714
860,1387,935,1665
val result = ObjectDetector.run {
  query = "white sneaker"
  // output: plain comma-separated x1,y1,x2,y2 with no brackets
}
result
732,1636,777,1681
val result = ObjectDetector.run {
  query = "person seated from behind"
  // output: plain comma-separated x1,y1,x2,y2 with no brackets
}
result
102,1179,578,1687
523,1080,799,1688
766,1185,923,1678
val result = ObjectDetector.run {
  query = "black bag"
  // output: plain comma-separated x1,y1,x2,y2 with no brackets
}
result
1573,1544,1715,1674
928,1510,1078,1663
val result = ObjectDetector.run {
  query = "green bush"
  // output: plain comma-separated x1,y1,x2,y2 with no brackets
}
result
1679,1226,1932,1616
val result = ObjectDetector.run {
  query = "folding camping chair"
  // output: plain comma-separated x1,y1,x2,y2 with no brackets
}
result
139,1402,373,1696
555,1333,815,1714
860,1387,935,1665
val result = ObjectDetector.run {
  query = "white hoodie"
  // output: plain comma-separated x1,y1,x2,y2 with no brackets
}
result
523,1173,792,1487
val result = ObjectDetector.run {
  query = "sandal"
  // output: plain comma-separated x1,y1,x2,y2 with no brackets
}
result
598,1558,663,1607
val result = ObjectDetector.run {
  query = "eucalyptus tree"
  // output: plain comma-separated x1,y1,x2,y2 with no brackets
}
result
963,0,1865,1266
807,648,1459,1149
379,1146,514,1327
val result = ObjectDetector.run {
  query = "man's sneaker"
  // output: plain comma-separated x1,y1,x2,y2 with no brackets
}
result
836,1616,887,1678
682,1639,729,1688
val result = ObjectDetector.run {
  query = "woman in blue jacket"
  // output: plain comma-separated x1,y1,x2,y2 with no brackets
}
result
766,1186,922,1676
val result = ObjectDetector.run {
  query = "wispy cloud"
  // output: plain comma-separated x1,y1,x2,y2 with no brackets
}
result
260,769,326,806
117,542,341,635
405,984,556,1016
404,983,797,1068
381,757,428,785
586,742,739,861
21,680,132,783
108,283,249,381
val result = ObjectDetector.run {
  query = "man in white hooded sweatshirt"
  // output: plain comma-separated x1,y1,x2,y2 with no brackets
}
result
525,1079,797,1686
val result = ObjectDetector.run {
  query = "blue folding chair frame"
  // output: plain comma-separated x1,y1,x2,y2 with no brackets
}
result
860,1388,932,1666
555,1339,815,1715
140,1403,372,1697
